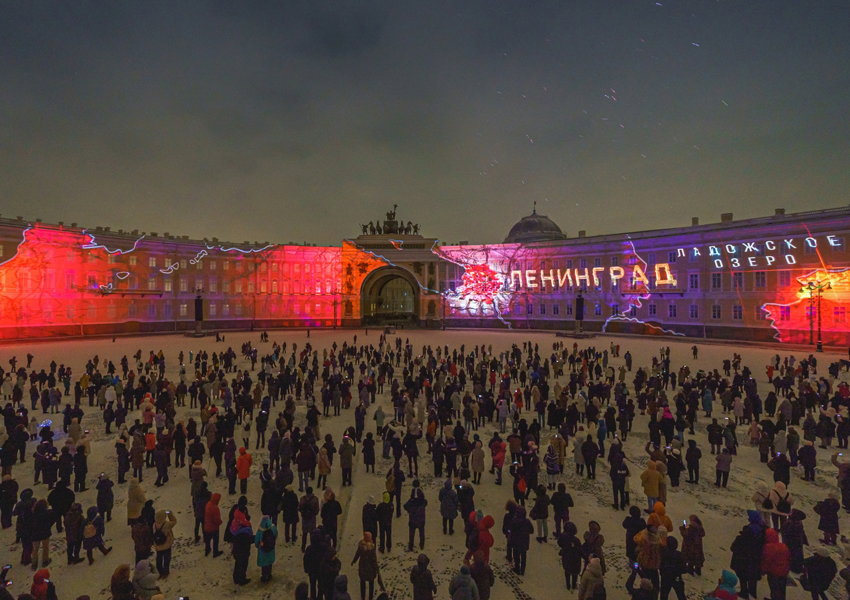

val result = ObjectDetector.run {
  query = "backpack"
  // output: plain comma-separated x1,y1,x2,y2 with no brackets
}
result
517,476,527,494
83,522,97,539
466,528,480,551
760,494,774,511
260,527,276,552
776,492,791,514
153,524,167,546
386,472,395,494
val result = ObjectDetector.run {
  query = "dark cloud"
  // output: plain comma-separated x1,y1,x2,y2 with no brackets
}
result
0,0,847,245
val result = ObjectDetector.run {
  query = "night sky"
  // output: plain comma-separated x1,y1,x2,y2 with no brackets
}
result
1,0,848,246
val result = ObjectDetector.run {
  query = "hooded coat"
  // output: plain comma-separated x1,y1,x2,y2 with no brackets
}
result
333,574,352,600
760,528,790,577
449,565,480,600
730,510,767,579
646,502,673,532
132,559,160,600
204,493,223,532
254,516,278,567
640,462,663,497
410,554,437,600
577,558,605,600
127,478,146,521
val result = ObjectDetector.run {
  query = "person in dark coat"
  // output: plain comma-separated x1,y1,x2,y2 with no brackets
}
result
557,520,583,590
376,492,394,553
404,488,428,552
438,479,459,535
95,475,115,522
730,510,767,600
321,488,343,548
362,496,378,543
73,446,88,492
0,474,18,529
14,488,36,565
802,546,837,600
410,553,437,600
303,529,328,598
230,509,253,586
46,480,75,533
660,536,687,600
30,499,55,569
280,485,299,543
63,503,85,564
622,505,647,563
469,552,495,600
780,509,808,573
509,505,533,576
814,492,841,545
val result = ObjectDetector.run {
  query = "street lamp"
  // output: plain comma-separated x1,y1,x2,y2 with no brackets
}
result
801,279,832,352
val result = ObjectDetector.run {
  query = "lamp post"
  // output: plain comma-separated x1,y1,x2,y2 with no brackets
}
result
801,280,832,352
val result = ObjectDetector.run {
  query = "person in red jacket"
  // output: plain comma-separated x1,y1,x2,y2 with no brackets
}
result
204,492,224,558
477,516,495,563
760,528,790,600
30,568,54,600
236,447,253,494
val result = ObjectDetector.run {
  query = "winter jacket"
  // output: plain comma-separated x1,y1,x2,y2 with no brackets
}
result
640,462,663,497
760,528,790,577
439,480,459,519
410,554,437,600
127,478,146,521
448,567,480,600
204,493,223,533
254,516,278,567
236,447,252,480
153,510,177,551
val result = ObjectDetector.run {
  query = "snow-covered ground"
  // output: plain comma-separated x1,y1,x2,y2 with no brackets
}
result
0,329,845,599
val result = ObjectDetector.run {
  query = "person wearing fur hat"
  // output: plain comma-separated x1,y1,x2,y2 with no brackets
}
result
577,557,605,600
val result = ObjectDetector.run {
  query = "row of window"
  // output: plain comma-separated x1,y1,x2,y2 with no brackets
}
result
508,302,846,323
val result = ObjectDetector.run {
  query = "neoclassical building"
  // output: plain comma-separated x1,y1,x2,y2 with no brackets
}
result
1,205,849,345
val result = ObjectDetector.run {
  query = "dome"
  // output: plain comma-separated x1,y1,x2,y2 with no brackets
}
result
504,208,567,244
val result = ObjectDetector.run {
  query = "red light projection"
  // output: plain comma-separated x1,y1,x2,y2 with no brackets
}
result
456,264,502,304
762,268,850,344
0,224,389,339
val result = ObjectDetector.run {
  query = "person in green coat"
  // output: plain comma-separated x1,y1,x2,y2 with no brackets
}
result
254,515,279,583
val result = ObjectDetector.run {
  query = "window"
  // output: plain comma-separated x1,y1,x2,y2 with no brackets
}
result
235,282,243,294
647,253,656,265
180,259,188,269
222,281,230,294
195,260,203,270
805,240,817,254
712,304,721,319
579,259,587,269
148,257,156,268
611,304,619,315
539,304,546,315
223,261,230,271
179,277,188,292
552,304,560,315
87,274,97,289
208,278,217,293
649,303,657,316
668,251,677,263
147,276,157,290
209,260,216,270
235,304,243,316
65,272,76,290
594,303,602,316
565,303,573,316
164,303,172,319
209,303,216,317
830,236,846,252
755,271,766,289
610,256,619,267
129,255,137,266
689,273,699,290
527,304,533,315
164,276,172,292
711,273,722,290
179,303,188,318
594,257,601,268
248,282,255,293
732,272,743,290
108,254,116,264
222,303,230,316
689,304,699,319
147,304,156,318
836,307,847,323
629,305,637,317
779,271,791,287
566,259,573,269
514,304,522,315
779,306,790,321
756,306,766,320
668,304,677,318
66,306,75,319
733,305,743,320
128,303,137,318
272,280,279,293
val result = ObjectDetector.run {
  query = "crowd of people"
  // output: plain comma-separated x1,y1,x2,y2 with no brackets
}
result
0,334,849,600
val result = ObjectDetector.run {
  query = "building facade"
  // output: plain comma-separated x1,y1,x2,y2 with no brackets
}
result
1,206,849,345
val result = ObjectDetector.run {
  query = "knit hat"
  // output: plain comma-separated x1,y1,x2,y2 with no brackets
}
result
367,495,375,504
